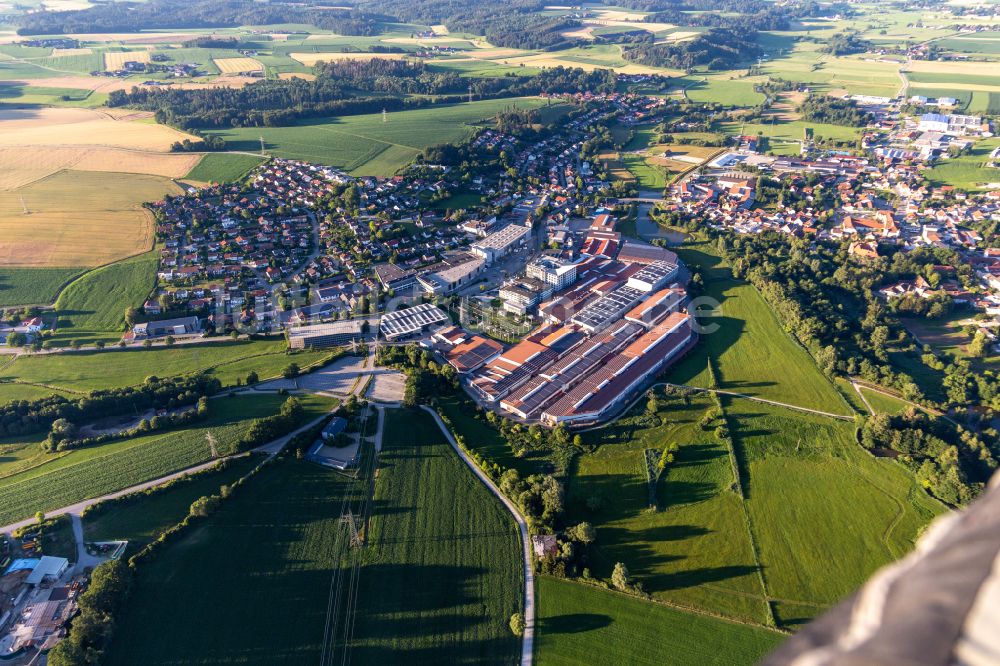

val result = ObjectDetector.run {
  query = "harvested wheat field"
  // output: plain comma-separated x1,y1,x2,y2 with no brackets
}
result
213,57,264,74
50,47,94,57
289,52,410,66
0,170,180,267
0,147,200,190
0,107,197,151
104,50,151,71
278,72,316,81
471,48,530,59
501,53,679,75
562,26,596,40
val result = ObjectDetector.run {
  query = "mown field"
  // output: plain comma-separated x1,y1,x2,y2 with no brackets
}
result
926,137,1000,190
45,251,157,346
727,399,944,627
1,338,328,393
666,237,851,414
569,393,769,624
183,152,265,183
535,577,784,666
208,98,552,176
0,171,176,268
104,457,358,665
348,408,522,664
84,453,263,549
0,393,335,526
0,267,80,306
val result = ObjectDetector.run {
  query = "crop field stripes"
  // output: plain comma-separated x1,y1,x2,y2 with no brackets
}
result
319,401,380,666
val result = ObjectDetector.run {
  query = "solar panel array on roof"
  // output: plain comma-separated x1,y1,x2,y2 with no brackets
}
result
501,321,640,418
626,260,679,292
379,302,449,340
570,285,644,332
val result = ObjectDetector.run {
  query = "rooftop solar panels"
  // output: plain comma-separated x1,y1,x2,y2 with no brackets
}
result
379,302,449,340
570,285,644,333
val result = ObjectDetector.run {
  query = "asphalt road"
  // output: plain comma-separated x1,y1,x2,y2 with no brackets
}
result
421,406,535,666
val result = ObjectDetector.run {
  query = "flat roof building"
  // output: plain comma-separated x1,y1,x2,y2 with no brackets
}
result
380,302,449,341
288,320,364,349
527,255,578,291
570,285,645,333
470,224,530,262
133,316,201,338
626,260,680,292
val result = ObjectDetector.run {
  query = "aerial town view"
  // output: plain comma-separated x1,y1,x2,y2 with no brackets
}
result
1,0,1000,664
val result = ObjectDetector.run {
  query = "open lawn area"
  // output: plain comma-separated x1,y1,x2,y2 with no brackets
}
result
1,338,329,392
208,97,551,176
348,408,522,664
728,400,944,626
104,457,358,665
535,577,785,666
666,237,851,415
104,407,522,665
720,119,860,146
858,386,914,415
84,453,263,550
926,137,1000,190
183,152,265,183
569,392,769,624
0,393,337,526
0,267,80,306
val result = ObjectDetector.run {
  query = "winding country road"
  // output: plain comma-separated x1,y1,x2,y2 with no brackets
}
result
421,406,535,666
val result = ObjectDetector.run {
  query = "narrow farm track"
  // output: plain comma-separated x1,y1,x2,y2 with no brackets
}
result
0,410,334,535
422,406,535,666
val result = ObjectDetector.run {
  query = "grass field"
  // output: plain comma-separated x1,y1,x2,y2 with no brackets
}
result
208,97,552,176
2,338,328,392
666,237,851,414
104,457,358,665
0,393,336,526
0,172,177,268
103,407,522,665
84,453,262,549
720,119,860,146
621,153,669,190
183,152,265,183
535,577,785,666
858,387,913,415
348,408,522,663
0,267,80,306
568,393,770,624
729,400,944,623
46,251,157,345
926,137,1000,190
0,382,69,407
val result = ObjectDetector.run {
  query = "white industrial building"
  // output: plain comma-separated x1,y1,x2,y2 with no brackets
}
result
379,302,450,340
470,224,530,262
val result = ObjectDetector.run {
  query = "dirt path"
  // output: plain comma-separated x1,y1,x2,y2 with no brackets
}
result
422,406,535,666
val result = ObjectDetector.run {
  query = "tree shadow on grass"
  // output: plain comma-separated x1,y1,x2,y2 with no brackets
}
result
537,612,613,635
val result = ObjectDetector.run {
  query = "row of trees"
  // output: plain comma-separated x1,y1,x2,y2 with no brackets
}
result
0,374,221,438
109,62,617,130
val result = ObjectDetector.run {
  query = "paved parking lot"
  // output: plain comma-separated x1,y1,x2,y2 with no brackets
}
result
257,353,370,394
367,368,406,403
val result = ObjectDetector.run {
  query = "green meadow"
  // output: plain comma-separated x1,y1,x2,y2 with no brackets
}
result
536,577,785,666
208,97,552,176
